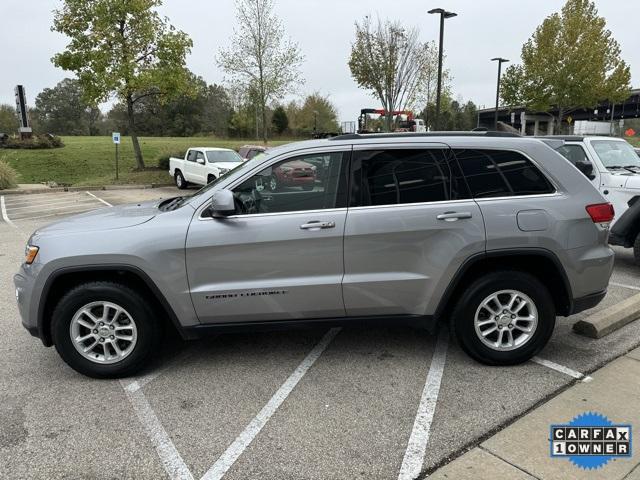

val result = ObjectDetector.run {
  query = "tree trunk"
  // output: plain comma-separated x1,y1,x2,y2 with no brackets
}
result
261,100,267,144
126,94,145,170
556,107,564,135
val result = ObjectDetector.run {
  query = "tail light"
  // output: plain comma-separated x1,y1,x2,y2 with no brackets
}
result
585,203,615,224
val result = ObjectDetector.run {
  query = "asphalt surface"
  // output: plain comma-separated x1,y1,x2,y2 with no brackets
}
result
1,187,640,479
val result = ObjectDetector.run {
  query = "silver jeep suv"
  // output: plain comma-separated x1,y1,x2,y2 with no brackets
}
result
14,132,615,377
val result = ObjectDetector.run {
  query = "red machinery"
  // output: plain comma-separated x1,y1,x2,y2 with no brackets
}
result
357,108,418,133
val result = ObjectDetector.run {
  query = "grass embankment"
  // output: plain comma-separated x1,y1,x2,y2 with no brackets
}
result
2,136,292,186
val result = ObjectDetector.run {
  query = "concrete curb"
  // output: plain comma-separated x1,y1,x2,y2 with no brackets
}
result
0,183,174,195
573,292,640,338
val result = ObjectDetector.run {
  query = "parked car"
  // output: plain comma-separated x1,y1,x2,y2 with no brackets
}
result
238,145,267,161
267,158,317,191
551,136,640,264
15,132,614,377
169,147,244,188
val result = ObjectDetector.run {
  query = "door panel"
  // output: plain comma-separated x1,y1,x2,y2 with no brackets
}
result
186,211,347,323
343,202,484,316
343,144,486,317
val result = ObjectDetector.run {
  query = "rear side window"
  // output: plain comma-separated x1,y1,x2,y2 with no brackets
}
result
454,149,554,198
351,149,471,207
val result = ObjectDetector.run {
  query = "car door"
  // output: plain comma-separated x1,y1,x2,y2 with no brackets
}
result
184,149,199,182
185,147,351,324
342,143,485,317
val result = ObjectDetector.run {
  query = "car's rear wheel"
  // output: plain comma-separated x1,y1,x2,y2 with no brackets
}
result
452,270,555,365
51,282,160,378
207,174,216,184
175,170,188,189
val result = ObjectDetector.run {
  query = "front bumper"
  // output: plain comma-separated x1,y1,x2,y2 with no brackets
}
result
14,265,41,342
571,289,607,316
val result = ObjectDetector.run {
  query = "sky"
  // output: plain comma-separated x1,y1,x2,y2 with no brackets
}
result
1,0,638,126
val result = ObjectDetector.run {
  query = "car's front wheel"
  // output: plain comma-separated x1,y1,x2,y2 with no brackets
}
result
452,270,555,366
51,282,160,378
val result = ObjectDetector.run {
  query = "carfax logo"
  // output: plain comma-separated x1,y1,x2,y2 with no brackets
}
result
550,412,632,470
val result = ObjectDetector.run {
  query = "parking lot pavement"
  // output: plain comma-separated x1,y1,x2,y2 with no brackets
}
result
1,188,640,479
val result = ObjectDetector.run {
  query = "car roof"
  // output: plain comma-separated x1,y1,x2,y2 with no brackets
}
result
535,135,627,143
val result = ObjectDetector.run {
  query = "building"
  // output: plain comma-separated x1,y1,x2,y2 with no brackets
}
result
477,88,640,135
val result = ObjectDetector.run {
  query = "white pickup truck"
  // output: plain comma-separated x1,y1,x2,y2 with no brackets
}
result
169,147,244,189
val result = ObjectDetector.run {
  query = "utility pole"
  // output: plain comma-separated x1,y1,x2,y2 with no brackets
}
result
428,8,457,131
491,57,509,130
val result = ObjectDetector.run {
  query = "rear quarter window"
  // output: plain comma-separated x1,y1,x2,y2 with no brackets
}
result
454,149,555,198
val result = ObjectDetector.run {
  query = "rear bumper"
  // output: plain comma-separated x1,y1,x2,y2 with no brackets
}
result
571,289,607,316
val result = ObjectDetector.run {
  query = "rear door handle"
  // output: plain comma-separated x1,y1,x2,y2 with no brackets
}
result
300,221,336,230
436,211,472,221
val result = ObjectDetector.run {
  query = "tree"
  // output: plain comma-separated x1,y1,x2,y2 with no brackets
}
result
501,0,631,132
0,104,18,134
271,106,289,135
286,94,340,136
52,0,193,168
218,0,304,143
32,78,101,135
349,16,441,131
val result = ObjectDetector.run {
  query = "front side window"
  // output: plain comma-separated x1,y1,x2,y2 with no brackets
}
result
186,150,198,162
195,151,205,162
351,148,470,207
231,151,348,215
454,149,554,198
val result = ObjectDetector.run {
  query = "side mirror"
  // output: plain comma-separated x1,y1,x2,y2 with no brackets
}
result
196,157,205,165
575,161,595,180
210,189,235,218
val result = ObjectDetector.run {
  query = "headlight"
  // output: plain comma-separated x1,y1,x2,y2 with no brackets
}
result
219,168,229,175
25,245,39,265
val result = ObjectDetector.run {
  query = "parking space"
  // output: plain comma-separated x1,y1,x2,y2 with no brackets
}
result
2,188,640,479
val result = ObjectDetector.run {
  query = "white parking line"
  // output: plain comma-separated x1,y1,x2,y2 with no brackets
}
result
85,190,113,207
397,328,449,480
611,281,640,292
120,379,194,480
3,198,99,210
531,356,592,382
0,196,18,229
201,328,341,480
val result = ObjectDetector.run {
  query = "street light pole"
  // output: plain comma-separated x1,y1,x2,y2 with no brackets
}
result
428,8,457,131
491,57,509,130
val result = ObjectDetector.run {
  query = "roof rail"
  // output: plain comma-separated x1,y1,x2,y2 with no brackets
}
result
328,131,521,141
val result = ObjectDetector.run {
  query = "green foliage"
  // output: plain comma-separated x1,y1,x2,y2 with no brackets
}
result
271,106,289,135
0,104,19,134
349,16,443,131
7,136,291,186
52,0,194,168
217,0,304,142
0,156,18,189
286,94,340,135
2,134,64,149
422,97,478,131
32,78,102,135
501,0,631,130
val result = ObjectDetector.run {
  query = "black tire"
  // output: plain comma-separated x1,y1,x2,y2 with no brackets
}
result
207,174,216,184
451,270,555,366
51,282,161,378
174,170,188,189
634,233,640,266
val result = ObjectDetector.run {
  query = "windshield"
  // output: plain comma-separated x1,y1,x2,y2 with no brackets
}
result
592,140,640,169
206,150,243,163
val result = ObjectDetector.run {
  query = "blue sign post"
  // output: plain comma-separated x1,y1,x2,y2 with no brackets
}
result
112,132,121,180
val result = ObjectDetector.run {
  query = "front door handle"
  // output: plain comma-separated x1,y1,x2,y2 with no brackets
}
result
436,211,472,221
300,221,336,230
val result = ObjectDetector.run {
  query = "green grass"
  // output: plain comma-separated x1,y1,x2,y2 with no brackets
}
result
628,137,639,147
2,136,292,186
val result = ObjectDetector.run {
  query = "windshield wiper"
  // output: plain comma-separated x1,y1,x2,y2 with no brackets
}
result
623,165,640,173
